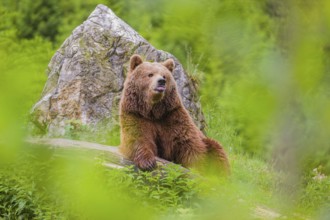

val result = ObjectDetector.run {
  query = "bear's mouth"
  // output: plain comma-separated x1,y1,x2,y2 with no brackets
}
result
154,85,165,93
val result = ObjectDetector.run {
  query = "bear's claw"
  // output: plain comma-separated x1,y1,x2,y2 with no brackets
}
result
137,159,157,171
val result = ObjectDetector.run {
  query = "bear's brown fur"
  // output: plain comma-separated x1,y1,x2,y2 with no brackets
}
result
119,55,230,174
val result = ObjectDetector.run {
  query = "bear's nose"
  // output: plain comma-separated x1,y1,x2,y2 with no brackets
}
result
158,78,166,86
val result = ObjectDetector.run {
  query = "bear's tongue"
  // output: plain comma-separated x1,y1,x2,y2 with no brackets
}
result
155,85,165,92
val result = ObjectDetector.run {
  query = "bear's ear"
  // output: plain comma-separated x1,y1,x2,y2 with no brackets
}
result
162,59,175,73
130,54,143,72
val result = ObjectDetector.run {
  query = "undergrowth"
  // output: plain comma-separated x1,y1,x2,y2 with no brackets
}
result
0,147,328,219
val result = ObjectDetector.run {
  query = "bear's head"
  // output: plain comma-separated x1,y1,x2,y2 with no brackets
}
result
121,55,181,119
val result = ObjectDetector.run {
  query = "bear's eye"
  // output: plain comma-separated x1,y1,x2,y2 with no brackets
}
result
148,73,154,77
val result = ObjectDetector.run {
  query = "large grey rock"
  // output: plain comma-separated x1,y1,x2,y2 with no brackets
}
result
31,4,205,136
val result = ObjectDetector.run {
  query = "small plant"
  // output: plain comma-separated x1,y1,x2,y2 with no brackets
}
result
299,167,330,213
0,154,62,219
104,164,202,212
64,119,89,139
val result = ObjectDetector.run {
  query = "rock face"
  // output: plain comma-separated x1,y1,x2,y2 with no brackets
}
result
31,4,205,136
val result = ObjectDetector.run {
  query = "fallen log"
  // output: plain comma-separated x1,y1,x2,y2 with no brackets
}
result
24,138,285,219
25,138,189,172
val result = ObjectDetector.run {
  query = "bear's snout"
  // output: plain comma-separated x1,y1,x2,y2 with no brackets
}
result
157,78,166,86
154,76,166,93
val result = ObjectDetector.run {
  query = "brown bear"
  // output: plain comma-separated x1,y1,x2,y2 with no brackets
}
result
119,54,230,174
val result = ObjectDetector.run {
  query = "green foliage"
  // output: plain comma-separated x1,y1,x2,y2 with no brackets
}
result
2,146,328,219
1,0,330,218
0,155,61,219
107,165,201,212
0,178,40,218
299,167,330,214
0,150,200,219
16,0,61,41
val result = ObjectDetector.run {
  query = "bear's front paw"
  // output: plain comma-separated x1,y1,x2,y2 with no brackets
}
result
136,158,157,171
